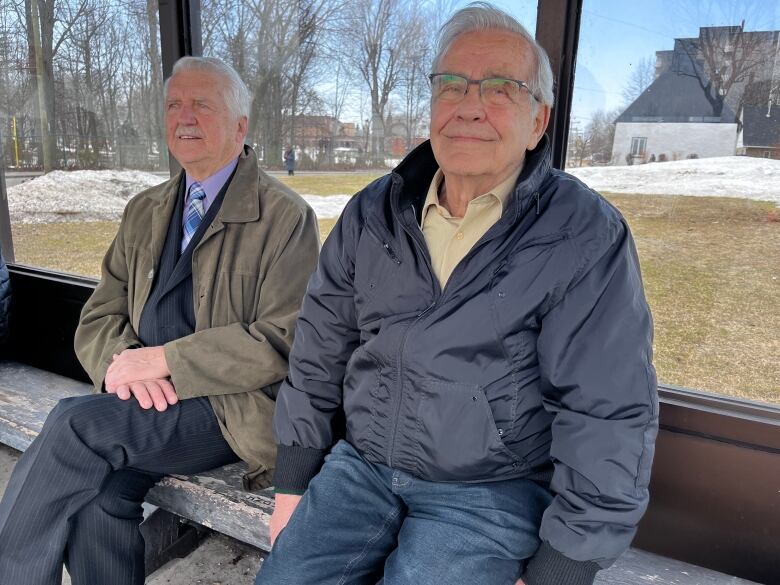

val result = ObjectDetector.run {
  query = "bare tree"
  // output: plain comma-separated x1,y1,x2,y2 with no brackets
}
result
341,0,418,161
675,24,768,122
19,0,88,170
622,56,655,105
586,108,621,164
667,2,776,128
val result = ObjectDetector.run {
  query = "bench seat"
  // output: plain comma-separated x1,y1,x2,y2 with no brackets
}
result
0,360,757,584
0,360,274,551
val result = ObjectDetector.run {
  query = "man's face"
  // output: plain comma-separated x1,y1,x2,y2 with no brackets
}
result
429,30,550,187
165,70,247,179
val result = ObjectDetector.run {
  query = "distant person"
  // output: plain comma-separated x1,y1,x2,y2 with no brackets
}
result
0,56,319,584
284,146,296,176
0,245,10,350
258,4,657,585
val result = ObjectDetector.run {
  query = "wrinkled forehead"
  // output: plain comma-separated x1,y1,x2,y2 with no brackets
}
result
439,29,535,79
166,70,226,103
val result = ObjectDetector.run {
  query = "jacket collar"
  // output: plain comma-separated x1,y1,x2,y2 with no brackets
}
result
390,134,553,220
149,145,260,224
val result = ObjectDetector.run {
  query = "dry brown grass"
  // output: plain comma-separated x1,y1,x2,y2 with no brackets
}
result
277,173,384,195
606,194,779,404
10,192,779,404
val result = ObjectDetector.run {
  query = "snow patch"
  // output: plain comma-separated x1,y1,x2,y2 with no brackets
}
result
8,156,780,225
568,156,780,205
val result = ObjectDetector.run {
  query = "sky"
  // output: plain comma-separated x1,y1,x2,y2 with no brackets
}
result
569,0,780,126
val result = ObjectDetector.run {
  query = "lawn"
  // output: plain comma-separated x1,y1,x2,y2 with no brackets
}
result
276,172,384,196
10,183,779,405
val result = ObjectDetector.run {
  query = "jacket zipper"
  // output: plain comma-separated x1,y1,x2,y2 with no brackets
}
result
382,243,401,264
387,299,436,468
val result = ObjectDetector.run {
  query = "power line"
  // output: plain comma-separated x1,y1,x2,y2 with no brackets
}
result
582,10,672,40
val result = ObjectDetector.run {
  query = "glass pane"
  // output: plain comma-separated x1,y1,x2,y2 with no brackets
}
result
199,0,536,240
0,0,167,278
567,0,780,404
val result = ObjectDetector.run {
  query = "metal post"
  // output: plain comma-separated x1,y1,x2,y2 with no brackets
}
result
535,0,584,170
158,0,202,176
0,127,15,262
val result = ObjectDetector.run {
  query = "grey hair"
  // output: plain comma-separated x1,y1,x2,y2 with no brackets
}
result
432,2,554,111
164,56,251,121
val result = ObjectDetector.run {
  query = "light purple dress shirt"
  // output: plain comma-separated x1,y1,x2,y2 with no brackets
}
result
181,157,240,245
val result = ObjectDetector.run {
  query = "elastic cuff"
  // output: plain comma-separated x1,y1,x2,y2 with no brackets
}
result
272,444,329,492
273,487,306,496
522,542,600,585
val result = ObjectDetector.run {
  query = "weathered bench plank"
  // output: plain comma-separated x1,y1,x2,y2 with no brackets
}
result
596,548,757,584
147,464,274,551
0,361,91,451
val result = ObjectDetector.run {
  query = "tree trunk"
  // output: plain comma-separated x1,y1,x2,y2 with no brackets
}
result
28,0,56,171
146,0,167,170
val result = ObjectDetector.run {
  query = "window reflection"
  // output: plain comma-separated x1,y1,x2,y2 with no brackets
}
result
0,0,168,276
567,2,780,404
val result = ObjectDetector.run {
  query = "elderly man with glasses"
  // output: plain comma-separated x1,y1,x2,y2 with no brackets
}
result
259,3,658,585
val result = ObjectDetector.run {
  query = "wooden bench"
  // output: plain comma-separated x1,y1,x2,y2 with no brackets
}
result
0,361,274,556
0,360,758,584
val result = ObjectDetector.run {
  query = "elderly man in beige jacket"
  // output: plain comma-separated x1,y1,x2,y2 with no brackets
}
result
0,57,319,585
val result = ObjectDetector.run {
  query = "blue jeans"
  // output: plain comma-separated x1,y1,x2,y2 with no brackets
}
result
256,440,552,585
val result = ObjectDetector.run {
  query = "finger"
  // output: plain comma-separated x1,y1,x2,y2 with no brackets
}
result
144,380,169,412
130,382,154,409
116,384,131,400
158,379,179,405
105,364,116,385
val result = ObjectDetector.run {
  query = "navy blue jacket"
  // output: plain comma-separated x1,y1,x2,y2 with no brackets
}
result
0,248,10,345
273,137,658,585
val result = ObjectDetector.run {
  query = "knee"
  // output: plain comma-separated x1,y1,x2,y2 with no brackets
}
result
41,395,102,441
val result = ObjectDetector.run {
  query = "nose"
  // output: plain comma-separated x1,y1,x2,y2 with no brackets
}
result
454,83,486,122
177,103,197,125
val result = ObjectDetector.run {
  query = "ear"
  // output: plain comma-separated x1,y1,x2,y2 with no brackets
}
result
527,104,551,151
237,116,248,141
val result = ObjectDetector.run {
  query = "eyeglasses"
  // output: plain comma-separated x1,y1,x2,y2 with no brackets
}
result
428,73,536,106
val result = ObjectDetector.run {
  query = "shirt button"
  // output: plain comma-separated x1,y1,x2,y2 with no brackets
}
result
456,232,464,240
147,269,154,279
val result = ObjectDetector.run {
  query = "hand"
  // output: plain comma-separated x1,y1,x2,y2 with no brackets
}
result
270,493,302,546
105,347,170,390
108,378,179,411
515,580,526,585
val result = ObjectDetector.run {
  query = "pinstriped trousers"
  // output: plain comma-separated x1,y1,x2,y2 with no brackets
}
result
0,393,239,585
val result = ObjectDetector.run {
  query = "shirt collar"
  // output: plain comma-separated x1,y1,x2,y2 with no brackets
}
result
185,157,240,205
421,166,523,223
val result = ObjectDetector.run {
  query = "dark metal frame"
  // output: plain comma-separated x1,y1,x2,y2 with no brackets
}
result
0,129,14,262
159,0,201,77
0,0,778,581
536,0,583,169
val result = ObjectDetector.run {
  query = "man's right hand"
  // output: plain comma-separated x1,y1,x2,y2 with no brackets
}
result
107,378,179,411
270,493,303,546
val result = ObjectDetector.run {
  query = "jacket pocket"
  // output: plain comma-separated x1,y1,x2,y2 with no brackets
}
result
354,222,402,303
412,379,526,481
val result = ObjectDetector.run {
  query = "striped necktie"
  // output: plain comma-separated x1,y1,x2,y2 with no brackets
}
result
181,182,207,252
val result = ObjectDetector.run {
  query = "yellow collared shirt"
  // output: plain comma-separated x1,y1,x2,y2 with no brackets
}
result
421,168,521,287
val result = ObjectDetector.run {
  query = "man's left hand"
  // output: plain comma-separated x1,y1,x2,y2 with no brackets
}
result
106,347,170,390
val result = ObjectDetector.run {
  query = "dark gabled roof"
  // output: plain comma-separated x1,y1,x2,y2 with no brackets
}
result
616,69,737,124
741,105,780,147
